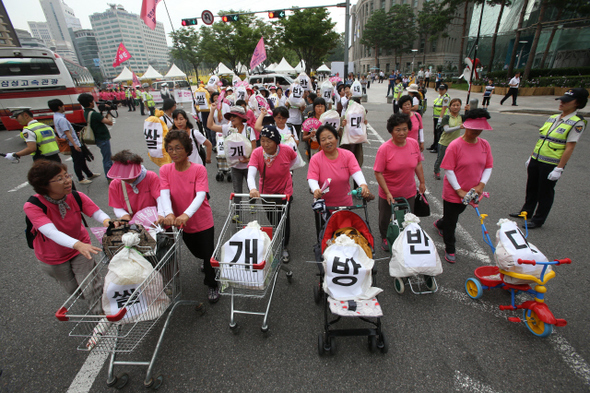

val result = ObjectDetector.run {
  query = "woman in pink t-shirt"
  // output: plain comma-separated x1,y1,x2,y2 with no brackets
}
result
374,113,426,251
108,150,162,221
434,109,494,264
248,126,297,262
158,130,219,303
398,95,425,152
307,124,371,237
24,160,115,313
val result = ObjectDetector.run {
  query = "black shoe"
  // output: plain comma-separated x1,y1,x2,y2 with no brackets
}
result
500,101,504,105
512,104,518,106
523,221,542,229
509,212,524,218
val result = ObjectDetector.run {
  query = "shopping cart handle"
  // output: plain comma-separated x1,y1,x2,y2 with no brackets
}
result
252,260,266,270
106,308,127,322
210,258,219,268
56,307,69,321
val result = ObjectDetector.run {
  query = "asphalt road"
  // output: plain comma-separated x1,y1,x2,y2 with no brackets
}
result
1,83,589,392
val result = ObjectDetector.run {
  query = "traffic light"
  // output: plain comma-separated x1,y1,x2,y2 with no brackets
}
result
268,10,286,18
181,18,197,26
221,14,239,22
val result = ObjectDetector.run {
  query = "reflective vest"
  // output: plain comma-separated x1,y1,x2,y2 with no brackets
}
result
20,121,59,157
125,89,131,99
433,93,450,117
145,92,155,107
532,114,586,165
394,82,403,98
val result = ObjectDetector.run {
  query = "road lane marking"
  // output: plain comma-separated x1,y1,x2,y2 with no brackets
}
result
454,370,503,393
67,350,110,393
8,182,29,193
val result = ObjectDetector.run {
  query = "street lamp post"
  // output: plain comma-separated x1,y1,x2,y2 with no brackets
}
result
517,40,528,69
411,49,418,73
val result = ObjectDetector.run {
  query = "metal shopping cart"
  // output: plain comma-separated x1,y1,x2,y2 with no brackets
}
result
211,194,293,333
56,229,201,390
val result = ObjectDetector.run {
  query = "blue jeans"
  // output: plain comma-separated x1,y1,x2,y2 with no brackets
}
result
96,139,113,179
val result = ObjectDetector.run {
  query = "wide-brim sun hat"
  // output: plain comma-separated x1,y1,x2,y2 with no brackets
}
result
463,118,493,131
224,105,248,121
107,161,142,180
407,84,419,93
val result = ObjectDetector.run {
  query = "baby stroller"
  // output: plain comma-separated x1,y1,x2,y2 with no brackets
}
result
312,195,387,355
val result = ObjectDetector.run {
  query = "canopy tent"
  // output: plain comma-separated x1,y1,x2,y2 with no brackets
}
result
236,62,248,74
266,63,277,71
164,63,186,78
215,62,234,75
140,65,163,80
294,60,306,73
316,64,331,73
273,57,296,74
113,66,134,82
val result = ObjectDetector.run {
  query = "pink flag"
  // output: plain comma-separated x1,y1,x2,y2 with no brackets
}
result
132,71,141,86
250,37,267,70
112,43,132,68
141,0,161,30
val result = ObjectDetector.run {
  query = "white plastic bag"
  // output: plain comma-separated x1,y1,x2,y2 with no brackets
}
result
323,234,382,301
390,214,443,277
342,100,368,144
219,221,273,288
224,131,252,167
281,134,306,170
235,86,247,103
297,72,312,91
351,80,363,97
216,132,225,157
288,82,305,107
206,75,219,93
319,109,341,130
320,80,333,102
494,219,550,284
102,233,170,324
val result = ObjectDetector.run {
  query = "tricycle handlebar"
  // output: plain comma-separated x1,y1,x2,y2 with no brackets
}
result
517,258,572,266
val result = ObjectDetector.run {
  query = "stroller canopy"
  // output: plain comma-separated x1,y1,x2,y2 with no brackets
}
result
321,210,373,253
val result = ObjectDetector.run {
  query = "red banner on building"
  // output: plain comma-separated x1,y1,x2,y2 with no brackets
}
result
141,0,161,30
250,37,267,71
112,43,132,68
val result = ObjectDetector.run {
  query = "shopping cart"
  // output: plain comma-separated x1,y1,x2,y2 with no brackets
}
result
211,193,293,333
56,229,201,390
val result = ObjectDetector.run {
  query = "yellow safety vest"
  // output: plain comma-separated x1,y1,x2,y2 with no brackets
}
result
20,121,60,157
532,114,586,165
145,92,155,107
394,82,403,97
125,90,131,99
433,93,450,117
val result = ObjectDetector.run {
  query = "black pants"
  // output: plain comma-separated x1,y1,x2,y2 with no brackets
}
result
182,227,217,288
34,153,61,163
436,200,467,254
378,196,415,240
70,146,94,181
393,100,399,114
482,96,491,107
148,106,155,116
430,118,441,150
265,196,292,248
521,158,558,226
127,98,135,111
139,100,145,115
501,88,518,105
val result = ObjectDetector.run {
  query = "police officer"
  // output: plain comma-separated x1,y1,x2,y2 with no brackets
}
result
142,83,156,116
4,108,61,163
510,88,588,229
392,76,404,114
125,86,135,112
428,84,451,153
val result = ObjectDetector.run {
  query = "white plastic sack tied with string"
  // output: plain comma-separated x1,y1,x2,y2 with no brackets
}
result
342,100,368,145
206,75,219,93
224,130,252,167
319,109,341,130
102,233,170,324
494,219,550,285
235,85,248,103
220,221,273,288
351,80,363,98
288,82,305,107
323,234,382,301
281,134,306,170
320,79,333,102
297,72,312,91
216,132,226,157
390,213,442,277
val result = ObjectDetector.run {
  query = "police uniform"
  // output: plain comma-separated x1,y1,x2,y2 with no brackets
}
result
519,111,586,226
20,119,61,162
430,92,450,150
393,82,404,113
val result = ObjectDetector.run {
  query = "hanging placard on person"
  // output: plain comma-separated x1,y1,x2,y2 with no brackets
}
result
194,92,208,108
143,118,165,158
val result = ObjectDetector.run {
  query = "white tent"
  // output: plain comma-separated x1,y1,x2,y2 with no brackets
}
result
294,60,306,73
140,65,163,80
236,62,248,74
164,63,186,78
266,63,277,71
273,57,296,74
215,62,234,75
113,66,134,82
317,64,331,72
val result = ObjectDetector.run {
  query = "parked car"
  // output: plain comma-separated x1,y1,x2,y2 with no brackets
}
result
247,74,294,90
152,80,190,91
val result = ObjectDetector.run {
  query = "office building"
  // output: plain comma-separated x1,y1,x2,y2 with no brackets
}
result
73,29,103,80
90,4,169,79
0,1,20,47
39,0,80,46
28,21,54,47
15,28,47,48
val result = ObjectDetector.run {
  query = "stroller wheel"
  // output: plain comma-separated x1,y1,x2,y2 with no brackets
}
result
313,282,323,304
215,173,223,182
227,174,232,182
317,333,325,356
378,333,389,354
368,335,377,353
328,336,337,355
394,277,405,294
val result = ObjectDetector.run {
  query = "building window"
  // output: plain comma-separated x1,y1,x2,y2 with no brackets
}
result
413,0,418,6
381,0,386,9
386,63,390,72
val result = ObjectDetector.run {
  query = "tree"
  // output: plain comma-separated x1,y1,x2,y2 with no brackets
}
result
445,0,483,69
326,33,345,63
280,8,340,74
169,27,201,77
418,0,452,65
522,0,548,80
360,9,390,69
486,0,512,72
388,4,418,69
507,0,529,76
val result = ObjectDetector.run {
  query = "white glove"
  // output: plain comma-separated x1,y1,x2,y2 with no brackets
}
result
5,153,18,162
547,167,563,181
525,157,530,169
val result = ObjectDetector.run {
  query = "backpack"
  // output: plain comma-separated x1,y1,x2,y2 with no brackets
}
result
25,191,84,249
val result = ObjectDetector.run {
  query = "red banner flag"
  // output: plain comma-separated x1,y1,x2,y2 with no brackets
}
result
250,37,267,71
141,0,161,30
132,71,141,86
112,43,132,68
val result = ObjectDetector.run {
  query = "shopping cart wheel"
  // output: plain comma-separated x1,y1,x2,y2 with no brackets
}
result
106,373,129,389
313,283,323,304
394,277,405,294
368,335,377,353
230,323,240,334
144,375,163,390
286,271,293,283
378,333,389,354
261,325,269,333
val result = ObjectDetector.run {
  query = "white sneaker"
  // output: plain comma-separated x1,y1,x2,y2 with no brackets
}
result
79,179,92,185
89,173,101,179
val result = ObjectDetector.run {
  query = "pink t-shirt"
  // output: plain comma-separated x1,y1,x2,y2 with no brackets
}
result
249,144,296,195
108,171,160,215
308,148,361,207
408,112,423,142
24,192,100,265
159,163,213,233
373,138,423,200
441,137,493,204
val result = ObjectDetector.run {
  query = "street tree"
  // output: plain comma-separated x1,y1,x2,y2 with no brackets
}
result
522,0,549,80
280,8,340,74
170,27,201,77
445,0,484,70
326,33,345,63
360,9,390,69
507,0,529,76
388,4,417,69
417,0,452,65
486,0,512,72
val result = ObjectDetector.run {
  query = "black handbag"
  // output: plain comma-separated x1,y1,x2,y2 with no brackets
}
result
414,192,430,217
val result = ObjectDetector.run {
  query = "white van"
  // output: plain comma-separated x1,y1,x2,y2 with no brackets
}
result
247,74,294,90
152,80,190,91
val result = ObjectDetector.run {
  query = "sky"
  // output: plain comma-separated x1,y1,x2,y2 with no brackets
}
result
4,0,348,46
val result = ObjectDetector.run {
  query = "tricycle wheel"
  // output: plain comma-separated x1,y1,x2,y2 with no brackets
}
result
465,278,483,300
313,283,323,304
394,277,405,294
523,309,553,337
107,373,129,389
368,335,377,353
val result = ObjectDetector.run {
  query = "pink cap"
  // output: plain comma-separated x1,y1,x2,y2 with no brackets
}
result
107,161,142,180
463,118,493,131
